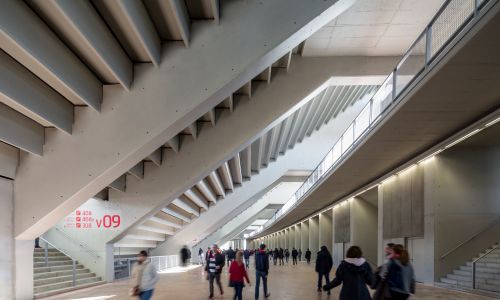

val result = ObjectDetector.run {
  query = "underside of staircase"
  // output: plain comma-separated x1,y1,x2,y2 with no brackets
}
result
33,248,104,299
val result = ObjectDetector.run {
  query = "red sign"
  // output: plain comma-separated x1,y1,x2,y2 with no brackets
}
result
64,209,121,230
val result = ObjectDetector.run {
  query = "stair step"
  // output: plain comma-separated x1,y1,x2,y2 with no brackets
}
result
435,282,500,299
34,280,106,299
34,260,75,268
34,248,60,253
34,256,72,262
34,276,102,294
34,272,96,286
34,268,91,280
34,264,84,274
34,252,66,258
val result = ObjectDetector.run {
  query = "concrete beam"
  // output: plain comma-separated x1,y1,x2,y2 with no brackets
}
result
15,0,355,239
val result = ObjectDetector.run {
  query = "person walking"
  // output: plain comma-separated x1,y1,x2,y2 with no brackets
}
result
180,245,190,266
206,244,225,299
298,249,302,262
255,244,271,299
273,248,278,266
227,247,236,265
243,249,251,269
315,246,333,295
199,248,205,266
323,246,373,300
305,249,312,264
385,244,415,300
229,251,251,300
285,249,290,264
291,248,298,265
130,250,159,300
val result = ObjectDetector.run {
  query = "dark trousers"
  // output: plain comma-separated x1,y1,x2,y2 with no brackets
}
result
139,289,154,300
255,271,269,299
307,258,311,264
285,256,289,263
388,291,410,300
279,258,284,266
292,257,297,265
233,282,244,300
245,258,250,268
209,273,223,296
317,272,330,289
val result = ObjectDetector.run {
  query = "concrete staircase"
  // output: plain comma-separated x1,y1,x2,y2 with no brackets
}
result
439,243,500,297
34,248,104,299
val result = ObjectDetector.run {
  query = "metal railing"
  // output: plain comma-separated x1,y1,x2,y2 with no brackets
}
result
472,243,500,290
249,0,493,238
39,237,78,287
440,216,500,260
54,227,101,258
114,255,179,280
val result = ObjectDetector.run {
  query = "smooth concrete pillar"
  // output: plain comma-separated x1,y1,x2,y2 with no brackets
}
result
289,227,295,250
319,209,333,252
0,178,15,300
281,231,286,248
351,197,378,267
285,229,289,249
300,221,309,255
309,216,319,261
294,224,301,250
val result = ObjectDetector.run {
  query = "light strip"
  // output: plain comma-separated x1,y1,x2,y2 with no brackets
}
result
485,116,500,127
445,129,481,149
417,149,443,164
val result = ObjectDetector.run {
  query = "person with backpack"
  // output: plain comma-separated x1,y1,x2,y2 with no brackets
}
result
229,251,251,300
385,244,415,300
205,244,225,299
255,244,271,299
323,246,373,300
315,246,333,295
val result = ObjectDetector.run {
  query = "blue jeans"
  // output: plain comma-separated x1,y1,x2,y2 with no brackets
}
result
255,271,269,299
318,272,330,289
139,289,154,300
233,282,244,300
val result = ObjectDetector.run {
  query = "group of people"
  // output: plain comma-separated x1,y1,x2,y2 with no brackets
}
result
264,247,314,265
128,242,415,300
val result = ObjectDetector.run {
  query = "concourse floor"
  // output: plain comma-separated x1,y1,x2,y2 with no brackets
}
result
45,261,494,300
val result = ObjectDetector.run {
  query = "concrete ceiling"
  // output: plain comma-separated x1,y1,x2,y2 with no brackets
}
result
457,121,500,148
303,0,446,56
256,2,500,237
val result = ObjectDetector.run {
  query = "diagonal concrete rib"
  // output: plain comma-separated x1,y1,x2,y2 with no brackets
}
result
15,0,355,239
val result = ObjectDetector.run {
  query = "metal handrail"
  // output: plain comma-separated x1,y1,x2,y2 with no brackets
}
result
55,226,100,258
39,236,77,287
472,243,500,289
114,255,179,279
440,216,500,260
250,0,495,238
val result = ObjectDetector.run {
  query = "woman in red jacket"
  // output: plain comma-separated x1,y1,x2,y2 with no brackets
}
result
229,251,251,300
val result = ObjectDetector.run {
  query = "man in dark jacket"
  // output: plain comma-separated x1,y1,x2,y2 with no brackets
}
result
243,249,251,269
305,249,312,264
205,244,225,299
255,244,270,299
226,247,236,265
315,246,333,295
291,248,298,265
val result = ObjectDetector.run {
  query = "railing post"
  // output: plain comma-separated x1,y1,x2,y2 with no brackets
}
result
44,241,49,267
128,259,131,278
425,25,433,65
72,259,77,287
472,261,476,289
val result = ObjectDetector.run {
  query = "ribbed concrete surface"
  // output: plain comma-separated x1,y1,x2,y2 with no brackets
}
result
44,260,495,299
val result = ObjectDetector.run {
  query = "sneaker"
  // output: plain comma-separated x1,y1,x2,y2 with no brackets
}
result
208,295,213,299
317,288,322,292
265,293,270,298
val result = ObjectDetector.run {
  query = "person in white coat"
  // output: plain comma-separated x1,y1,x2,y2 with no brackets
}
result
131,250,159,300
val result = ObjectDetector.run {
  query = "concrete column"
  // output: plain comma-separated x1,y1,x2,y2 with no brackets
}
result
319,209,333,252
0,177,15,300
300,221,309,255
309,216,319,261
294,224,301,249
351,197,378,267
281,230,286,248
289,227,295,250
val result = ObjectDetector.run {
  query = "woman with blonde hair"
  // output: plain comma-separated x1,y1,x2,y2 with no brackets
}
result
229,250,251,300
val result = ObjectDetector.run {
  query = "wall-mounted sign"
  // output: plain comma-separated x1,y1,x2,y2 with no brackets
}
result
63,199,121,230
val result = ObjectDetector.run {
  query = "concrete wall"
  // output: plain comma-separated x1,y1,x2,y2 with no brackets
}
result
300,221,309,254
0,177,15,300
430,147,500,279
351,197,378,267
